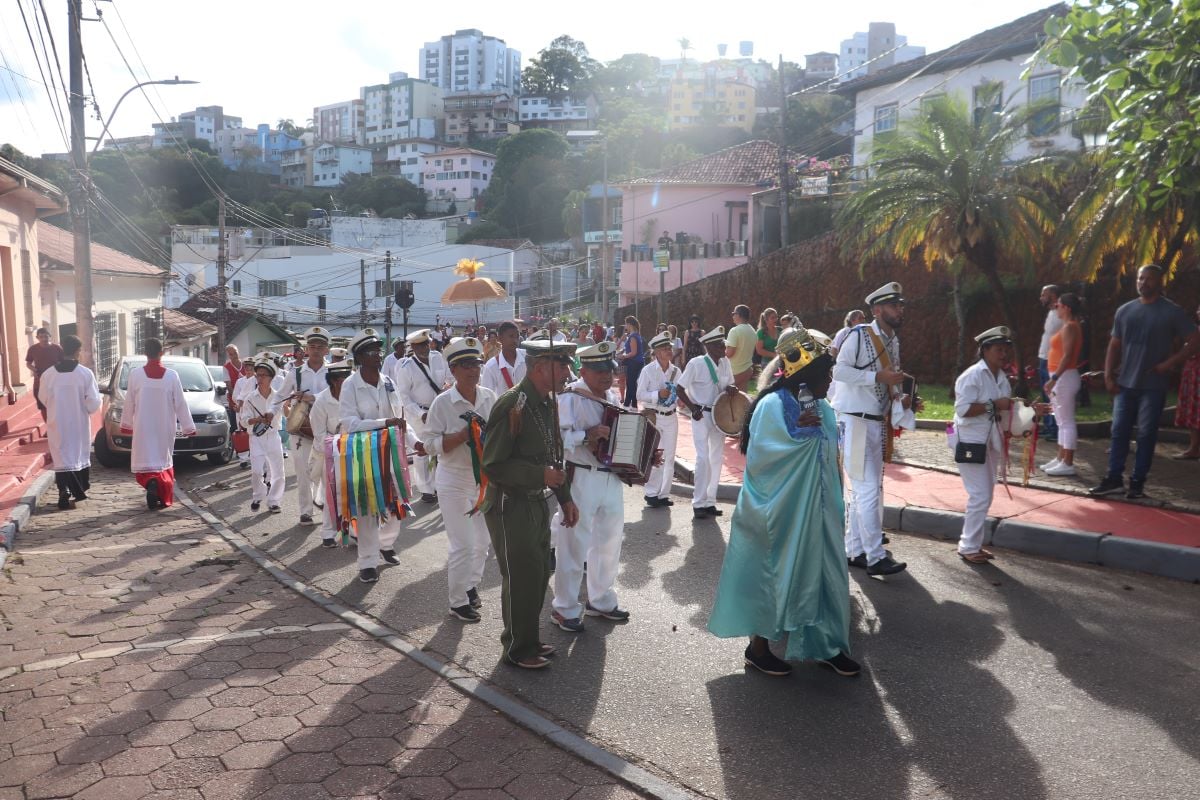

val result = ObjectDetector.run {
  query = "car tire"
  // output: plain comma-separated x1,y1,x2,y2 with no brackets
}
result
93,430,126,468
207,441,234,465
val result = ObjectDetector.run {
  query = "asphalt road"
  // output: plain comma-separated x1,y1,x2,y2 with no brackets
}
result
176,454,1200,800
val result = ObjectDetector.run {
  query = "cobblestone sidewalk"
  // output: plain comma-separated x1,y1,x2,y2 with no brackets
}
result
0,469,647,800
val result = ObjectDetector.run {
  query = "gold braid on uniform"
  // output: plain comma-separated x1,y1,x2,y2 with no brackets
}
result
510,391,527,435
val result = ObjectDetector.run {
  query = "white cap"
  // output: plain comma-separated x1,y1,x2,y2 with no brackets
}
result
648,331,673,350
701,326,727,345
350,330,383,358
865,282,904,306
577,341,617,370
406,328,432,345
444,336,483,367
303,326,330,344
975,325,1013,346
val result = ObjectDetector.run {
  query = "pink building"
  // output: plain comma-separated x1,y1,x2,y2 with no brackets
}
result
420,147,496,204
616,140,778,307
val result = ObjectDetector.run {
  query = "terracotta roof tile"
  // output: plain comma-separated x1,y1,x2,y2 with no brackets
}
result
622,140,780,187
36,221,167,277
163,308,216,340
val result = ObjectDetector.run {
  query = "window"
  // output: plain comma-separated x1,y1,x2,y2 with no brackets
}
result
258,279,287,297
1028,73,1061,136
973,81,1003,128
874,104,898,135
232,279,242,295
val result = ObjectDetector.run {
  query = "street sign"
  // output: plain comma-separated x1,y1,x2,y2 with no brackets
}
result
631,244,652,254
653,250,670,273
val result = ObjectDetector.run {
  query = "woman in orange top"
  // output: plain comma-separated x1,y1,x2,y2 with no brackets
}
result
1041,293,1084,476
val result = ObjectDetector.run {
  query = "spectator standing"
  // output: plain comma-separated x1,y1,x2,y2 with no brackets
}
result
592,321,606,343
615,315,646,408
1040,294,1084,476
25,328,63,420
754,307,780,365
683,315,706,365
1090,265,1199,498
1172,302,1200,460
483,329,502,361
725,304,758,391
37,335,101,509
831,310,867,357
547,319,567,343
1037,285,1064,440
669,324,683,368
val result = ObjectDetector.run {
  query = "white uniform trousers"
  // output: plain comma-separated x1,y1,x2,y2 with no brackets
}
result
407,425,436,495
291,435,317,517
312,450,337,541
551,466,625,619
643,412,678,500
249,430,286,508
436,468,490,608
355,515,402,570
841,414,888,564
957,449,997,555
691,411,725,509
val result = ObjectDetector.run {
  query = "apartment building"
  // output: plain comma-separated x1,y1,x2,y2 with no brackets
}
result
419,29,521,96
442,93,519,144
667,78,757,132
360,73,444,146
313,99,364,145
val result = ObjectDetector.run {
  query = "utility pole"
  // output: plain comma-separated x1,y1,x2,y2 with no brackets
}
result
67,0,95,370
778,54,790,251
214,194,227,359
359,259,367,324
599,142,609,327
384,250,392,346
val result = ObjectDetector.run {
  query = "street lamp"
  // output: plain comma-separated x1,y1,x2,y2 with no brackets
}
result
70,73,195,372
90,77,199,156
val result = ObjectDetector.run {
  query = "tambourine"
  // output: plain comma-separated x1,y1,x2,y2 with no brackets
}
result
252,421,271,437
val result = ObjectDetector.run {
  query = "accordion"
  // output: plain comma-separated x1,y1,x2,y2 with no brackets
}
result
598,407,661,485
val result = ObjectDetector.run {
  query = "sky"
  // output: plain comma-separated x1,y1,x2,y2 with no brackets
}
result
0,0,1061,157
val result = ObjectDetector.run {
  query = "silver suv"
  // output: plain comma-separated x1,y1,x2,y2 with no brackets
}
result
94,355,233,467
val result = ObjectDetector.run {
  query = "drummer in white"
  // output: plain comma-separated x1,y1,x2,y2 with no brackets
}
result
637,331,682,508
675,327,737,520
308,362,352,547
394,329,451,503
550,341,631,632
284,327,329,526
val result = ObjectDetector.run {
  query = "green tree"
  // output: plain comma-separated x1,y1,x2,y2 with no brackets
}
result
339,174,424,216
562,189,588,240
1040,0,1200,277
521,35,599,103
754,93,854,159
486,128,570,241
595,53,661,95
836,97,1060,376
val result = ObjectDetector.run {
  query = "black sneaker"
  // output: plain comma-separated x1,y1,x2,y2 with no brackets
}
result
551,610,585,633
240,461,251,470
847,554,868,569
380,549,399,565
693,508,710,520
449,604,481,622
866,556,907,576
321,538,337,548
269,505,282,514
703,506,724,516
743,644,792,676
300,513,315,524
585,603,630,621
466,587,482,609
358,567,379,583
1126,480,1146,499
250,500,262,511
818,652,862,677
645,496,663,508
58,491,71,510
1089,475,1125,496
420,493,437,504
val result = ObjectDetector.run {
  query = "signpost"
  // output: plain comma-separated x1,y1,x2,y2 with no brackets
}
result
654,249,670,323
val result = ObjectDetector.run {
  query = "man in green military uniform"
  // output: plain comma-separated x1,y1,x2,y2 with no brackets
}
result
482,339,580,669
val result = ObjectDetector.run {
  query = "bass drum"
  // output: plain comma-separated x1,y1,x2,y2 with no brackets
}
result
712,391,751,437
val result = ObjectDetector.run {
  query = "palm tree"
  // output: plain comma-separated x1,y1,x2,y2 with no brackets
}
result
677,37,692,65
837,96,1061,377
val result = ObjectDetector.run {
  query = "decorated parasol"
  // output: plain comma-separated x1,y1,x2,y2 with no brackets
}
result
441,258,507,322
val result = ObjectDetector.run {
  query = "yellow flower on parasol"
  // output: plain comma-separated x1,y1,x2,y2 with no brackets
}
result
442,258,508,320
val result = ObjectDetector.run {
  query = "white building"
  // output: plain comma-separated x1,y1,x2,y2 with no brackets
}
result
311,143,374,187
420,29,521,96
836,4,1084,169
215,127,256,163
169,221,539,337
360,73,444,146
313,99,364,145
839,23,925,82
384,139,444,187
420,148,495,203
518,96,598,133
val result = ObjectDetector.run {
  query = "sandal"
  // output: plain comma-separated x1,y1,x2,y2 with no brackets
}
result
1170,452,1200,461
959,550,993,564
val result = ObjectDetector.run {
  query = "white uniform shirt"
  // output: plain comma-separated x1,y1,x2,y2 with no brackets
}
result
675,354,733,408
239,385,286,431
558,378,620,469
1037,309,1064,361
395,353,451,422
480,350,526,397
953,359,1012,448
287,360,328,400
831,321,901,415
424,383,497,475
338,371,404,433
308,388,342,441
39,363,101,472
636,359,682,413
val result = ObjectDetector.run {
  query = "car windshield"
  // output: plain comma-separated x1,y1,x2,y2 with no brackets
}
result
118,360,214,392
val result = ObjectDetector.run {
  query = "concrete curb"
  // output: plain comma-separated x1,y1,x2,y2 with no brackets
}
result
0,469,55,572
175,488,699,800
674,458,1199,583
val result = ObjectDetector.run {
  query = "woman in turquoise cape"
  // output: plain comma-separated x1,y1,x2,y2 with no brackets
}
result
707,336,859,678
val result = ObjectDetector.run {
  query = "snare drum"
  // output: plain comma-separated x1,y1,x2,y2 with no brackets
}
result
713,391,750,437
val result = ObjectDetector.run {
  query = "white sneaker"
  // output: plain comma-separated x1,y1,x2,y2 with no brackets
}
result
1040,458,1061,472
1044,462,1077,477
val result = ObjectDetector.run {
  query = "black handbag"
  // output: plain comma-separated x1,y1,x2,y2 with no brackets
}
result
954,441,987,464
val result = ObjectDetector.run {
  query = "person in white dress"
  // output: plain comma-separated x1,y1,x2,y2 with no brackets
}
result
637,332,681,508
550,341,631,632
675,327,736,519
395,329,451,503
118,338,196,510
37,334,101,509
307,362,352,547
424,337,497,622
339,331,407,583
480,321,526,397
240,358,287,513
953,326,1016,563
284,327,329,525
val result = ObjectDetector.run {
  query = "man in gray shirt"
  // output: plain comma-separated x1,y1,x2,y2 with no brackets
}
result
1090,264,1199,499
